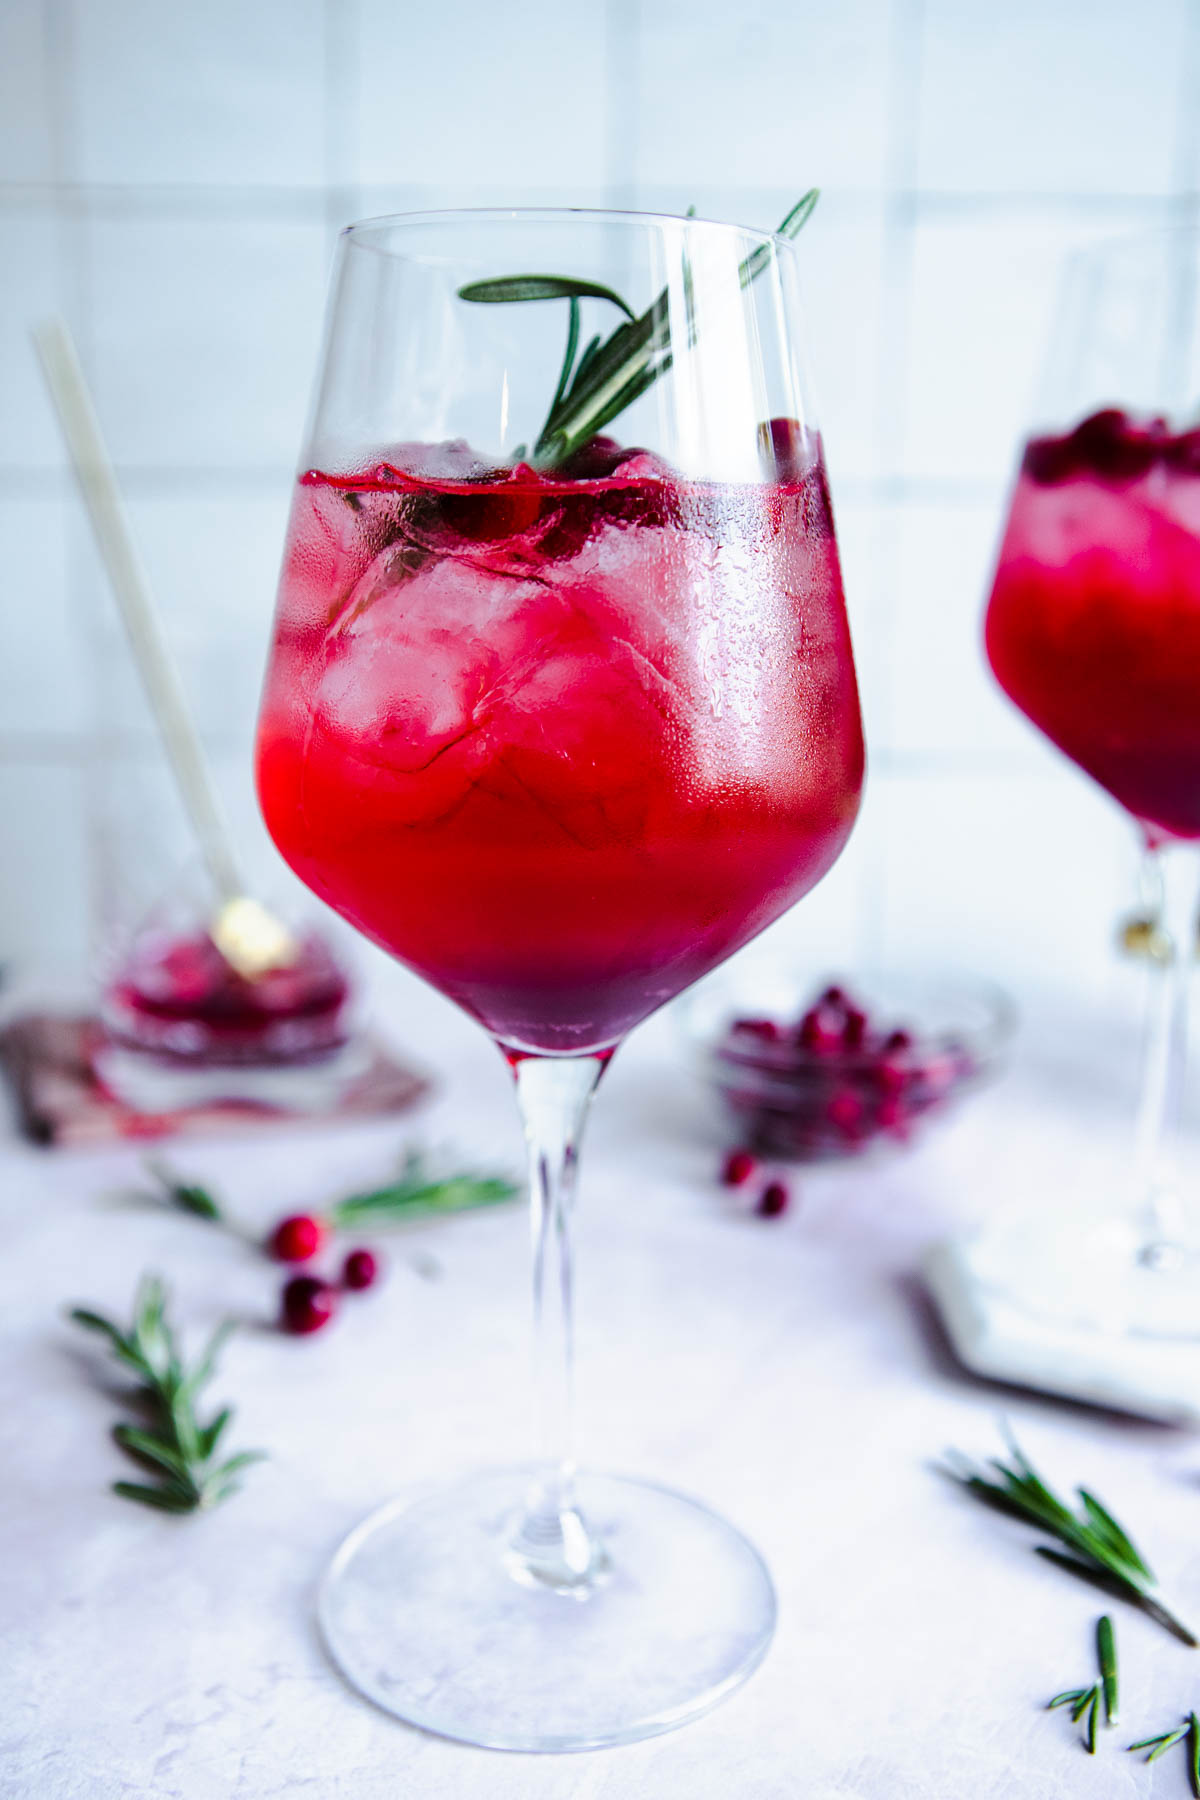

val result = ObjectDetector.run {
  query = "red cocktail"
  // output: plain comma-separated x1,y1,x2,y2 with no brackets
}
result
267,206,863,1750
986,408,1200,841
257,441,862,1053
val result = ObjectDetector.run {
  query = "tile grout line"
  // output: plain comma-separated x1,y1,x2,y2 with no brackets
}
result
859,0,925,966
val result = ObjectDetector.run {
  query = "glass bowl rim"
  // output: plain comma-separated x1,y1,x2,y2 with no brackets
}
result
677,963,1019,1069
342,206,800,263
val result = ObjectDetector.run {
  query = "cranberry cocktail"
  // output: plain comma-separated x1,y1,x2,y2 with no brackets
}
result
986,408,1200,840
257,437,862,1053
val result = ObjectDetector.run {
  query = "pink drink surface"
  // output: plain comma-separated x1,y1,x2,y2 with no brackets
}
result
256,441,863,1053
986,410,1200,841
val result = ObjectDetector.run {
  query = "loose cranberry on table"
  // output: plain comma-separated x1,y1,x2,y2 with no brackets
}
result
281,1275,338,1335
341,1248,380,1292
269,1213,327,1262
756,1180,790,1219
720,1148,759,1188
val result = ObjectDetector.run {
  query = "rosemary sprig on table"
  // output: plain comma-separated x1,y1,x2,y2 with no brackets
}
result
144,1157,221,1221
1047,1615,1118,1753
458,191,820,468
330,1152,519,1229
1048,1680,1102,1754
1128,1713,1200,1793
145,1153,519,1234
70,1275,264,1513
945,1435,1196,1646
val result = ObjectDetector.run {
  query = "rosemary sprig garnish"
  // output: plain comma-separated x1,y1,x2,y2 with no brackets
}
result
1047,1615,1118,1753
1129,1713,1200,1792
330,1152,519,1228
70,1274,264,1513
458,191,820,468
945,1434,1196,1646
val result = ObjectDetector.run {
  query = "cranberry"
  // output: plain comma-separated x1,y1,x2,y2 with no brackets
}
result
841,1007,868,1050
1023,433,1078,486
827,1089,866,1138
797,1006,844,1055
1165,428,1200,473
877,1094,912,1138
269,1213,326,1263
1069,408,1160,481
342,1248,379,1291
281,1275,337,1334
721,1148,759,1187
757,1179,791,1218
733,1016,780,1042
558,435,629,480
760,416,808,480
437,484,543,543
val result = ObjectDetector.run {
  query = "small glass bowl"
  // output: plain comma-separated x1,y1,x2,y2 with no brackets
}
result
678,965,1015,1163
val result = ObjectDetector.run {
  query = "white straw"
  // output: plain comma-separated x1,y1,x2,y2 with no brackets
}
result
32,318,243,905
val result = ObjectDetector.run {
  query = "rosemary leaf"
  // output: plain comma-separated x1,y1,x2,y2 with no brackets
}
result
1079,1490,1154,1583
946,1436,1196,1647
145,1159,222,1222
112,1480,197,1514
1071,1685,1097,1724
1085,1689,1098,1755
457,274,637,317
70,1275,263,1515
1192,1712,1200,1798
1048,1690,1086,1710
1097,1615,1118,1724
459,192,819,468
331,1160,519,1228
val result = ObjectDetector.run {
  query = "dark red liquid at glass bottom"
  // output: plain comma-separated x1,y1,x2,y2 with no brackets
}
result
986,408,1200,843
256,442,864,1054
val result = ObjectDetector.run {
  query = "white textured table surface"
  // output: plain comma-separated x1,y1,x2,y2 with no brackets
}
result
4,975,1200,1800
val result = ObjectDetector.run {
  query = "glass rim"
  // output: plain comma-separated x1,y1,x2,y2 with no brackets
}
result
341,205,795,261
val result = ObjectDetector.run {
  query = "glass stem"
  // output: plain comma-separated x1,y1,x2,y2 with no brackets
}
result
506,1050,611,1595
1134,847,1197,1265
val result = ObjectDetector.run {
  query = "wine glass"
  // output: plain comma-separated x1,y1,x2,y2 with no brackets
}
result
256,208,863,1750
982,226,1200,1340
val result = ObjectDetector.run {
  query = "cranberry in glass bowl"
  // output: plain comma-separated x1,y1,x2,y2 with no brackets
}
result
678,967,1014,1163
93,895,366,1114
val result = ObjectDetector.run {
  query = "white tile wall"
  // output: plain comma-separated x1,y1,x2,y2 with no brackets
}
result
0,2,54,184
352,3,609,192
1,0,1196,1022
0,494,84,736
915,0,1192,197
79,210,330,471
65,0,328,188
0,205,69,473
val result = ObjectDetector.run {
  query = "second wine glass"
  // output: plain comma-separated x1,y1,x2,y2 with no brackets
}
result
983,227,1200,1339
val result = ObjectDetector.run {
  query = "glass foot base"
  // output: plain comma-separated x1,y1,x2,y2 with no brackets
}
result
962,1210,1200,1338
318,1468,776,1752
